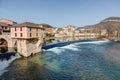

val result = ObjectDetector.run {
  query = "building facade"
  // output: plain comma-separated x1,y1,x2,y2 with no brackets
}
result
10,22,44,57
11,22,43,39
0,22,12,35
0,19,17,35
63,25,76,37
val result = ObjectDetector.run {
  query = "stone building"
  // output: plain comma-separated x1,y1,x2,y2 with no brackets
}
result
63,25,76,37
54,28,64,37
38,24,55,34
11,22,43,38
76,28,100,39
11,22,44,57
55,25,77,37
0,19,17,35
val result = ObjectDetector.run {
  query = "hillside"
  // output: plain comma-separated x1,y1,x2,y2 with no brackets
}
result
81,17,120,30
79,17,120,41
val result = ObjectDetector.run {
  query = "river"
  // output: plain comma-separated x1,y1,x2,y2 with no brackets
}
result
0,40,120,80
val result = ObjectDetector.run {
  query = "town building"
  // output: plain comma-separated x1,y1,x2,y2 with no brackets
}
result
11,22,43,39
0,22,13,35
55,25,76,37
76,28,100,39
55,28,64,37
38,24,55,34
0,19,17,35
11,22,44,57
63,25,76,37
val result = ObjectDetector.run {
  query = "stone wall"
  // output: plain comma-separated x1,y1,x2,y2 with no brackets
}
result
17,38,43,57
0,35,17,52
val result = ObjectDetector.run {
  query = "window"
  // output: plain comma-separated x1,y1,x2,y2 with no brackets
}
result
0,32,2,35
5,26,7,29
36,33,38,36
68,29,70,32
15,27,16,31
30,33,32,37
36,28,38,32
30,28,32,32
20,33,23,37
20,27,22,31
15,33,17,37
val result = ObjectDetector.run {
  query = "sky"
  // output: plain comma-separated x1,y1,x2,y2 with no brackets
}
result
0,0,120,27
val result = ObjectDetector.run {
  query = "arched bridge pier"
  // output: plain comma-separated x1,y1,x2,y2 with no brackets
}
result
0,35,17,52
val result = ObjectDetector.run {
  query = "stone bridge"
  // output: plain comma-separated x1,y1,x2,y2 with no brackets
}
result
0,35,17,52
0,34,44,57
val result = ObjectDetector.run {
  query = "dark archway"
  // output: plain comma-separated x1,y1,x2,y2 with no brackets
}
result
0,32,2,35
13,41,17,52
0,38,8,53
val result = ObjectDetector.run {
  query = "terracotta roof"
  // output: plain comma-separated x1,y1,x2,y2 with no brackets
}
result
13,22,40,28
0,22,8,26
0,18,15,22
0,18,17,24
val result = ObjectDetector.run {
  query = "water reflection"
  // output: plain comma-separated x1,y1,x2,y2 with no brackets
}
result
55,37,76,42
2,56,43,79
54,37,90,42
46,37,79,44
1,40,120,80
0,54,74,80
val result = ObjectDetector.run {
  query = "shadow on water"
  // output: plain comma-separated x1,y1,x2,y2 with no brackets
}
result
0,52,16,61
0,47,8,53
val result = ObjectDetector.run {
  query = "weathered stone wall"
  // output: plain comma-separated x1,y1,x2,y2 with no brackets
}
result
17,39,27,57
17,38,43,57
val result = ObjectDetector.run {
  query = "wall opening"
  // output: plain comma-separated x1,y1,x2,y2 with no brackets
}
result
0,38,8,53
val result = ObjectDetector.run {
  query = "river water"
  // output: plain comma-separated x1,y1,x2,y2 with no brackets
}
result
0,40,120,80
